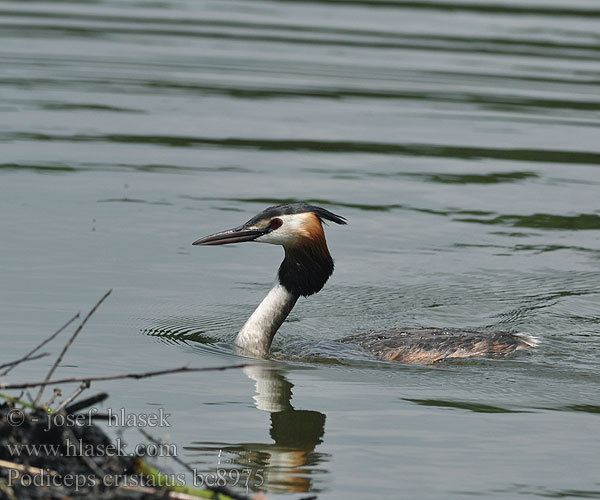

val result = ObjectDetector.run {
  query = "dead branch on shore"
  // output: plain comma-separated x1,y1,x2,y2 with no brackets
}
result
33,290,112,406
1,363,256,391
0,458,60,478
55,381,90,412
64,391,108,414
0,291,266,500
0,312,79,376
0,353,50,372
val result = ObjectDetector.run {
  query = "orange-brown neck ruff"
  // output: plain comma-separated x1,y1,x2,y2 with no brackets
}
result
278,214,334,297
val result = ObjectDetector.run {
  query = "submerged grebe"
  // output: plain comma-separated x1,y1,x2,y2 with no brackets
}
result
193,203,538,364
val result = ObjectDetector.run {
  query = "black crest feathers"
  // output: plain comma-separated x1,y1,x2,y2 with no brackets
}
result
244,203,347,227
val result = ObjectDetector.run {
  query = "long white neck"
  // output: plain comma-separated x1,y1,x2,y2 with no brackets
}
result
235,283,299,356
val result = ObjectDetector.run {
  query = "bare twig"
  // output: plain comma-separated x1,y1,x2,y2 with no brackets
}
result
0,392,33,409
0,353,50,373
55,381,90,413
0,459,59,477
63,424,107,478
139,429,193,473
65,392,108,414
1,363,256,390
44,388,62,408
34,290,112,406
1,312,80,376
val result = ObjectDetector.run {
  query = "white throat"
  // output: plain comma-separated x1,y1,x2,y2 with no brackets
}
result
235,283,299,356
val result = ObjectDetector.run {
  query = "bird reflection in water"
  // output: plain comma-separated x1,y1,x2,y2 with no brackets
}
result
186,365,327,494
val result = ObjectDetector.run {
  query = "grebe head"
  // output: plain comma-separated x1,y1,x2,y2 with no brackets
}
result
193,203,346,296
192,203,346,248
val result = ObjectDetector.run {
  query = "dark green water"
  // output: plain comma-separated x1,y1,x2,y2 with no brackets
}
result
1,0,599,498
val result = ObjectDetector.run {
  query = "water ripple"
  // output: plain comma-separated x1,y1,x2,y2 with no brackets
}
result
6,132,600,165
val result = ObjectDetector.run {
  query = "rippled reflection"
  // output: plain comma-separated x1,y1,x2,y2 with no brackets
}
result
186,366,327,494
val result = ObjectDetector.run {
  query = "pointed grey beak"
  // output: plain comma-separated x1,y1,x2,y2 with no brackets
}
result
192,226,268,246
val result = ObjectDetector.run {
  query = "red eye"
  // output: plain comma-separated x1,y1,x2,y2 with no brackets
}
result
270,218,283,229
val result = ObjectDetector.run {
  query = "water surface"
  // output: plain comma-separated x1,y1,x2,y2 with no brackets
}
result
1,0,599,498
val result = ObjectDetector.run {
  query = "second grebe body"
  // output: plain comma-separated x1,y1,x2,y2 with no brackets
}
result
193,203,537,364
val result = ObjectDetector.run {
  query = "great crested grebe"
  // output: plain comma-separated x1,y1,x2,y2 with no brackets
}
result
193,203,538,364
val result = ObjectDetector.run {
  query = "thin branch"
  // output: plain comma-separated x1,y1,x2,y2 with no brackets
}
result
139,429,194,474
55,381,90,413
63,423,106,478
44,388,62,408
0,392,37,411
65,392,108,414
0,459,59,477
0,353,50,372
1,312,80,376
1,363,256,390
34,290,112,406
